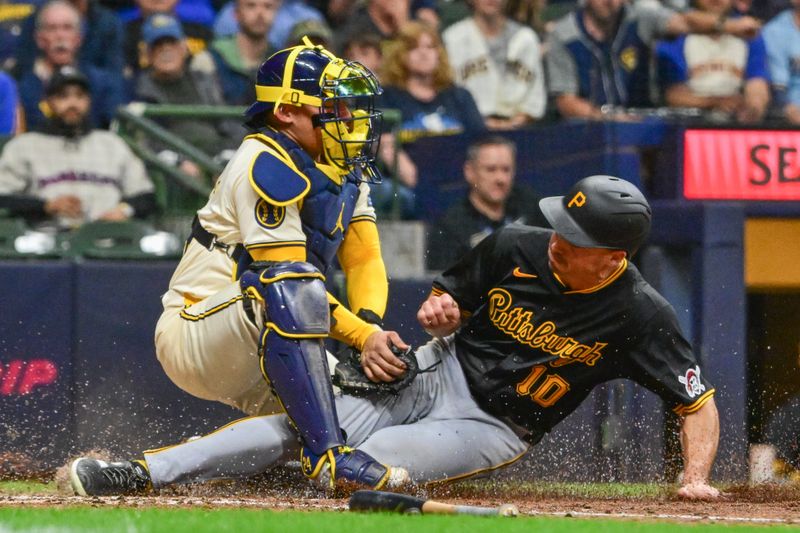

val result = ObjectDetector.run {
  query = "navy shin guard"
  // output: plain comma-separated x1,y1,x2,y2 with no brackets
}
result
241,262,344,455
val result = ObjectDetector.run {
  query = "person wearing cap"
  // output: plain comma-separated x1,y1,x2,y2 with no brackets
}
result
66,175,721,499
412,175,719,498
209,0,279,106
123,0,212,76
134,13,241,174
285,18,333,49
16,0,125,130
0,66,155,229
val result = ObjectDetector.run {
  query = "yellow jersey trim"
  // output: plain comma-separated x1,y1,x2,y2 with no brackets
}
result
180,295,244,321
563,258,629,295
673,389,716,416
250,245,306,263
350,215,377,224
245,240,307,250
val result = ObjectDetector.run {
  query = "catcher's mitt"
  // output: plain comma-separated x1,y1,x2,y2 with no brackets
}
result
333,345,424,396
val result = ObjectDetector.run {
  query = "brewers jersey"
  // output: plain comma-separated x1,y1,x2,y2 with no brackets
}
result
433,225,715,434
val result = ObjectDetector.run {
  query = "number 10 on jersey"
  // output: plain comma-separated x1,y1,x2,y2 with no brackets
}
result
515,365,570,407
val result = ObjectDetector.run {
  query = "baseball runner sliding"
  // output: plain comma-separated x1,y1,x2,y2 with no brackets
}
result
68,51,720,499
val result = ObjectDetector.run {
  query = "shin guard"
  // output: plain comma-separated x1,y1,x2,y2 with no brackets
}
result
240,262,343,454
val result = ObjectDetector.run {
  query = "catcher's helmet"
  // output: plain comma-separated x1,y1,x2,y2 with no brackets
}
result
539,175,652,255
246,39,383,181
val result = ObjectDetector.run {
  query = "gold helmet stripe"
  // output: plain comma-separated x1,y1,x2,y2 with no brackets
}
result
254,42,349,110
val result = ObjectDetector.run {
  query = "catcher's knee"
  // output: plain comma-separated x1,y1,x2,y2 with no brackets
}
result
240,261,330,336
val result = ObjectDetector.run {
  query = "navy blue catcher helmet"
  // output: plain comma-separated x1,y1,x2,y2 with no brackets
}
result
246,39,384,181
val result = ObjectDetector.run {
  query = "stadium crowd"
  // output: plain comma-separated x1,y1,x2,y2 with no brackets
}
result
0,1,797,191
1,0,798,212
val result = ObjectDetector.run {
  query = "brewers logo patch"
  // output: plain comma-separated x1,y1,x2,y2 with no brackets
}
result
620,46,638,71
255,199,285,229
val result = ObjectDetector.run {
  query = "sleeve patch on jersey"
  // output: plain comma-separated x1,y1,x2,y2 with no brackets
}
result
678,364,706,398
249,150,310,206
254,198,286,229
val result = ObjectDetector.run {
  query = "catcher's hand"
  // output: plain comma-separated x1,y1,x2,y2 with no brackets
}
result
333,345,422,396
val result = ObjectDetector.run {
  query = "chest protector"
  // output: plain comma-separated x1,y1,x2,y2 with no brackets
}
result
250,129,360,274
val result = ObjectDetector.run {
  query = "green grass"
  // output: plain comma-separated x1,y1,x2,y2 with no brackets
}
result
0,480,57,494
0,481,795,532
0,508,794,533
434,480,676,499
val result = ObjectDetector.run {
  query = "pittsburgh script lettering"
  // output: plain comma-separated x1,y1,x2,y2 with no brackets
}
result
487,288,606,366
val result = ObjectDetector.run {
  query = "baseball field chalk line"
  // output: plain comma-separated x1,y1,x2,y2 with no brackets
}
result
0,496,796,524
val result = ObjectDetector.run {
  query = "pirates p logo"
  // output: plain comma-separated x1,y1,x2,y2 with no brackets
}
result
255,199,285,229
567,191,586,208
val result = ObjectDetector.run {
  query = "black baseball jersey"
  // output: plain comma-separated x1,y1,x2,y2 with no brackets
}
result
432,224,715,434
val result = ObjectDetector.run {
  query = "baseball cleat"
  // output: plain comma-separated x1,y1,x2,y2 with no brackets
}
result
301,445,411,491
70,458,152,496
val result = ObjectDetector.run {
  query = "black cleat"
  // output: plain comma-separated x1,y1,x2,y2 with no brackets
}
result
70,458,152,496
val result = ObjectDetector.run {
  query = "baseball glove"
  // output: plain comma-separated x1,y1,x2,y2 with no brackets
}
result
333,345,421,396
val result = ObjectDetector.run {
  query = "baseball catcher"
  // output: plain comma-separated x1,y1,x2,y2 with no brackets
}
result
70,39,413,495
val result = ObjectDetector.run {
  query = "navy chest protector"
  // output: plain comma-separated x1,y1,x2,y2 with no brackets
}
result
250,129,360,274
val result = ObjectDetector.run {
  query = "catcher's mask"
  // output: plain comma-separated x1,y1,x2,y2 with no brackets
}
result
246,37,384,183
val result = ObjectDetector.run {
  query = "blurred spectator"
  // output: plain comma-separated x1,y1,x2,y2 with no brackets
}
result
657,0,770,124
214,0,327,49
342,33,383,76
546,0,763,120
426,135,547,270
0,0,46,71
134,14,241,176
15,0,124,80
506,0,549,38
17,0,124,130
316,0,438,30
285,16,333,48
371,21,487,219
443,0,546,129
763,0,800,124
381,21,485,144
437,0,471,30
209,0,278,105
738,0,789,21
124,0,213,75
0,72,24,134
334,0,412,54
0,67,155,229
118,0,216,26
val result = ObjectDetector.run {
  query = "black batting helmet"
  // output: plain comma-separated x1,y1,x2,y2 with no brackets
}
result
539,175,652,255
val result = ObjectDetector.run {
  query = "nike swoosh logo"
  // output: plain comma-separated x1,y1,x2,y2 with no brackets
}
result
512,267,538,279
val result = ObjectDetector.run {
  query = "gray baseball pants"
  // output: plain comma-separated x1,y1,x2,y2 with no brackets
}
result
144,336,530,487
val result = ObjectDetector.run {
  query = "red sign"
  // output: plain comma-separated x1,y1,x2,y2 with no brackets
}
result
0,359,58,396
683,129,800,200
